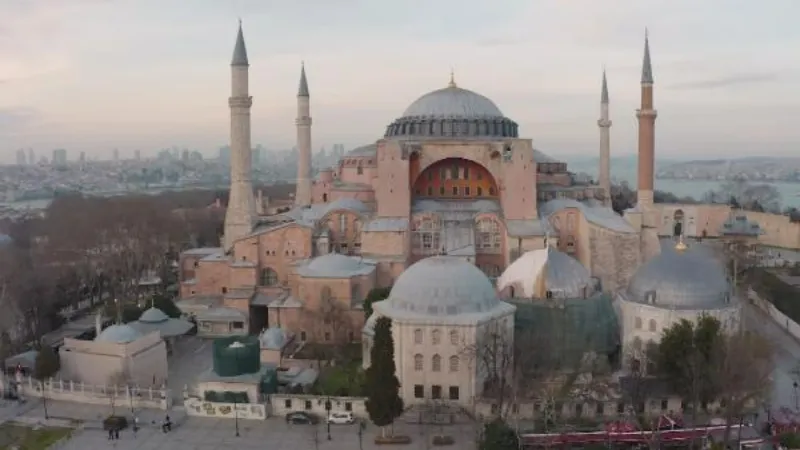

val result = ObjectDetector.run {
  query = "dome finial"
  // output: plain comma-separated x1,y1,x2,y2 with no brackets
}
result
675,234,688,252
448,68,457,88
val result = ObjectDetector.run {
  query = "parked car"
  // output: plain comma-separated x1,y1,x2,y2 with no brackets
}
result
286,411,318,425
327,412,355,425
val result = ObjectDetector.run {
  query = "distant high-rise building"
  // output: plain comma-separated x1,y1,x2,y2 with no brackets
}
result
27,148,34,165
181,149,189,161
52,148,67,165
134,149,141,160
113,148,119,161
190,151,203,161
15,149,26,165
79,151,86,163
252,147,262,166
219,146,231,164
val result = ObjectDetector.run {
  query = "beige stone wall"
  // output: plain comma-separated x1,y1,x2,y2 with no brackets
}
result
588,224,640,294
59,333,168,387
375,140,411,217
746,210,800,249
193,259,230,296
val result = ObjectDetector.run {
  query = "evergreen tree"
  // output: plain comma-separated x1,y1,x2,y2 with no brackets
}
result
479,419,519,450
363,286,392,319
34,345,60,381
364,317,403,436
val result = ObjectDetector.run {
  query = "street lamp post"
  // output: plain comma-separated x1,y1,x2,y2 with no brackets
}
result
233,393,240,437
326,397,332,441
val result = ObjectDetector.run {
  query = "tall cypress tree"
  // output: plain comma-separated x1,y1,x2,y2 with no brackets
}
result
364,316,404,436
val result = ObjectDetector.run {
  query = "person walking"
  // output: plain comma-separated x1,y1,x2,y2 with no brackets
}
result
133,415,139,437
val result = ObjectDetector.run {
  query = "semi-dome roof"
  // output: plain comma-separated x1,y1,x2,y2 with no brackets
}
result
259,327,287,350
402,85,504,119
498,247,595,299
297,253,375,278
96,324,142,344
386,257,498,316
627,240,732,309
138,307,169,324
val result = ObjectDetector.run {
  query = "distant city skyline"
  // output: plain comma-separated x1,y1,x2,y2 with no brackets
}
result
2,0,799,163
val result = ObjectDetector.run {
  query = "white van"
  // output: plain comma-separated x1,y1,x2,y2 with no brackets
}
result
327,412,355,425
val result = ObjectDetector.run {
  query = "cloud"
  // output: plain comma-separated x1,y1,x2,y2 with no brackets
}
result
667,73,779,90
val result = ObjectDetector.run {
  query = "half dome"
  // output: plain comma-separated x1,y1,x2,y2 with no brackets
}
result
138,307,169,324
498,248,594,299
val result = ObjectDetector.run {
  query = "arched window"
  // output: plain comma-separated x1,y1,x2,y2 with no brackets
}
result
648,319,657,332
449,330,459,345
634,316,643,329
351,284,361,303
414,329,423,344
260,267,278,286
414,354,423,371
476,218,501,253
353,220,362,254
432,329,441,345
449,356,459,372
357,163,363,175
432,354,442,372
632,337,643,352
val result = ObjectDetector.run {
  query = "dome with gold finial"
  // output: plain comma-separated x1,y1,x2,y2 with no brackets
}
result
626,238,732,309
384,72,518,139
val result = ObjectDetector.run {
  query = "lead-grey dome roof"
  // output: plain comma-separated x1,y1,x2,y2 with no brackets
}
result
498,248,595,299
402,85,504,119
387,257,498,316
627,242,732,309
96,324,142,344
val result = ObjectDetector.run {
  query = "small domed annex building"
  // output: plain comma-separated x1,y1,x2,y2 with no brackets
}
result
362,257,515,407
615,238,741,369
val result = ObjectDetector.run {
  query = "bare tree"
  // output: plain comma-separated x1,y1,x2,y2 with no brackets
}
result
713,330,773,447
463,321,516,420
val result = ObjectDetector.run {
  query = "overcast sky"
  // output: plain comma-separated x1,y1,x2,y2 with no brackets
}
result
1,0,798,162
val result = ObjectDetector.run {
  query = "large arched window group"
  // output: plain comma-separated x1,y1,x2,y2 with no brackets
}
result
260,267,278,286
476,218,502,253
411,216,441,255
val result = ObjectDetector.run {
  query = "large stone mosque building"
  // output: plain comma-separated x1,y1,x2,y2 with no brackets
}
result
177,24,749,405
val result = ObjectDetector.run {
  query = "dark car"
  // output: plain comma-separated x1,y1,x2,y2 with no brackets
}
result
285,411,318,425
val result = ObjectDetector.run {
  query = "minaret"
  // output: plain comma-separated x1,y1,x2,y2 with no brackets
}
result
597,69,612,206
636,30,657,209
294,63,312,207
223,21,256,251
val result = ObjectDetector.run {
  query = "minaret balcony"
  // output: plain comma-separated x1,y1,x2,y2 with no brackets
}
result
597,119,613,127
636,109,658,119
229,97,253,108
296,117,312,126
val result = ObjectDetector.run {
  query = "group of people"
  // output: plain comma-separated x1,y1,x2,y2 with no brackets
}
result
106,414,173,440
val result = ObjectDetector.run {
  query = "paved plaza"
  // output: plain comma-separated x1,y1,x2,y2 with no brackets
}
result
16,400,476,450
165,336,213,403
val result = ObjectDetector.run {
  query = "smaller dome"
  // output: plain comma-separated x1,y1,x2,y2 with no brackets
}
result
138,307,169,324
259,327,287,350
387,257,498,316
627,240,732,309
96,324,142,344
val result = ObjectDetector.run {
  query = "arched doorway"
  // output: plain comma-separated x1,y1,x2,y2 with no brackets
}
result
673,209,684,237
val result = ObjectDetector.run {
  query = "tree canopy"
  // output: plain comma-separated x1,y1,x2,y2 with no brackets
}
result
651,315,722,403
33,345,60,380
479,419,520,450
363,286,392,319
364,316,403,432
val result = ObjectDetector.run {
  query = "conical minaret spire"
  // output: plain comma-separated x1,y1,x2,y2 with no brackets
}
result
223,21,256,251
636,29,658,210
295,63,313,207
597,69,612,206
641,29,653,84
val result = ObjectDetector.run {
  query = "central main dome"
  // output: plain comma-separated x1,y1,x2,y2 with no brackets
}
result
402,85,504,119
384,77,519,140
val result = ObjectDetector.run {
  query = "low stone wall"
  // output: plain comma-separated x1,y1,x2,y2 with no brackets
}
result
270,393,367,419
749,288,800,342
15,375,171,410
184,396,267,420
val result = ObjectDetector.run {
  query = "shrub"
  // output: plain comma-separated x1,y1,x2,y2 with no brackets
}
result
780,432,800,449
432,435,455,446
375,435,412,445
102,415,128,431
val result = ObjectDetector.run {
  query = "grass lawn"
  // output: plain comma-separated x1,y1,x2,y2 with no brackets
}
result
0,423,73,450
